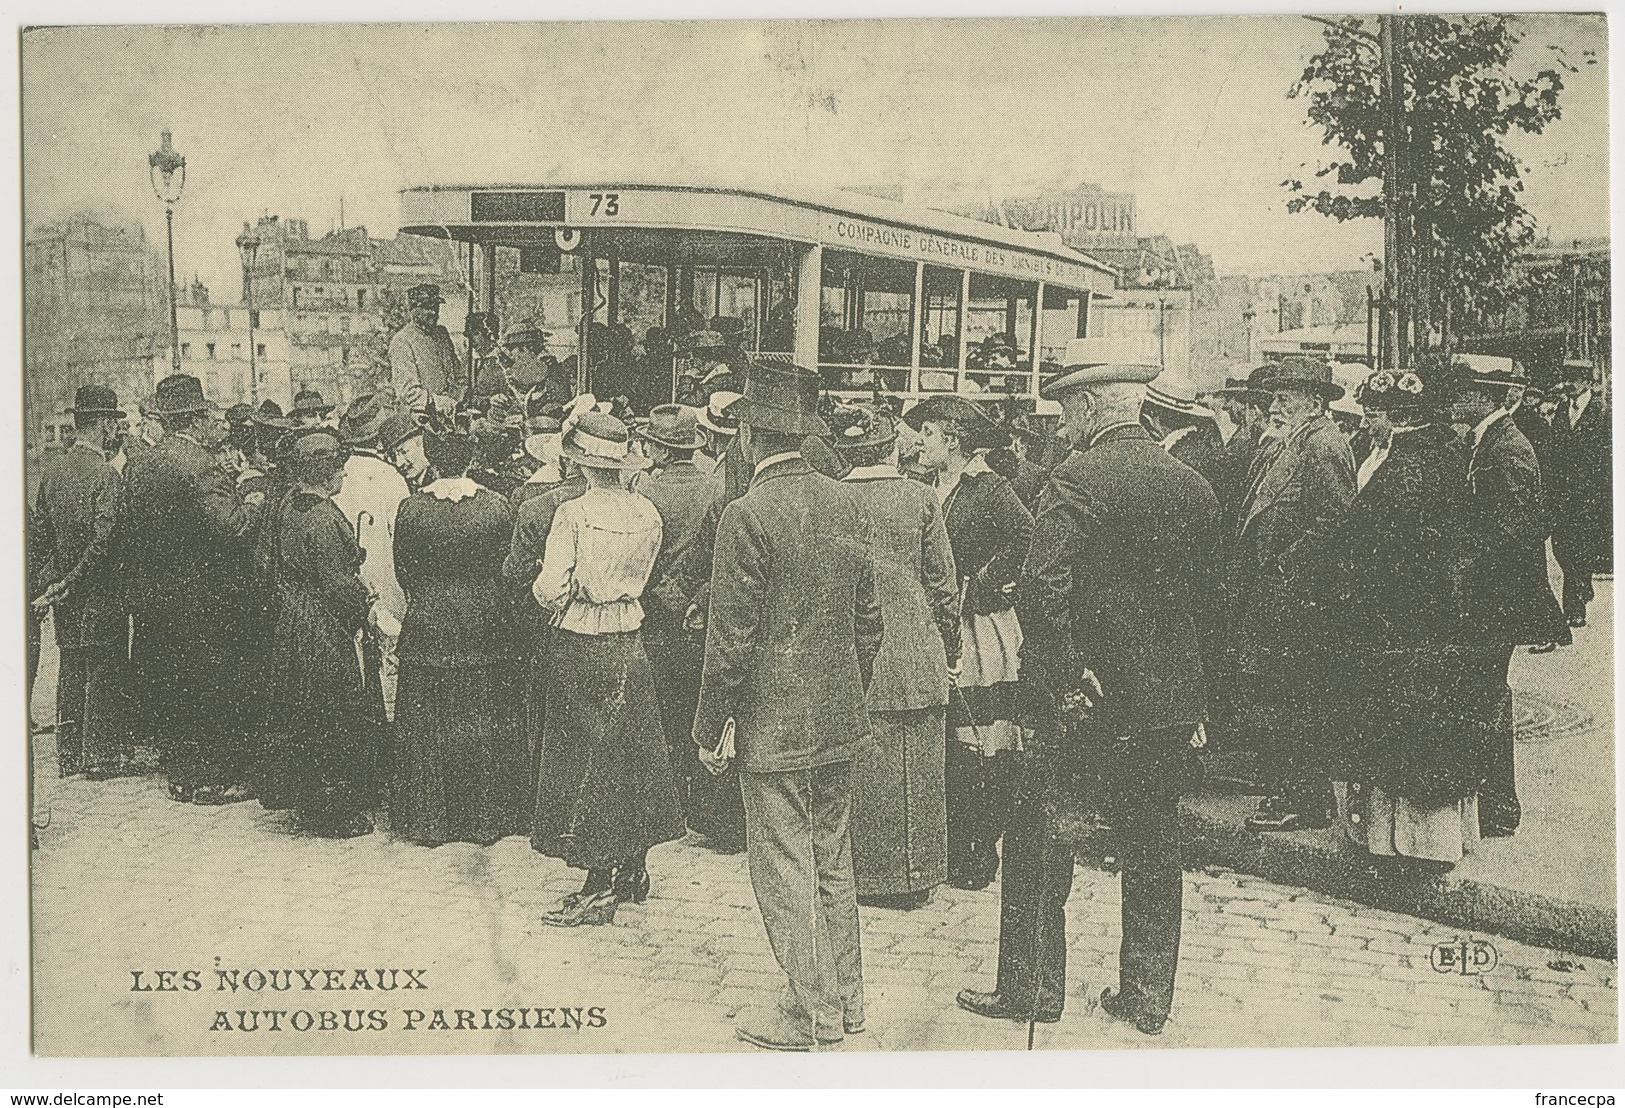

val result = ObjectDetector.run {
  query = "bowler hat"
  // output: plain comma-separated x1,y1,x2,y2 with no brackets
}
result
153,374,209,415
1253,356,1344,402
225,402,254,426
559,410,651,471
253,399,287,427
338,393,390,445
637,404,706,451
290,388,335,417
736,362,829,437
66,383,125,419
377,411,424,452
1212,374,1271,406
1040,337,1161,400
407,283,444,309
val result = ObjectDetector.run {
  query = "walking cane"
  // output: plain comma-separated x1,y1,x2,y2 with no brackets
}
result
353,511,375,679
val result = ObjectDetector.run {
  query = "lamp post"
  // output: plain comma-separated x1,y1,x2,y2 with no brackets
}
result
236,224,261,406
148,129,186,374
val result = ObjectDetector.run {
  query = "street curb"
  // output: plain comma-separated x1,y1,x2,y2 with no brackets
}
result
1174,798,1618,961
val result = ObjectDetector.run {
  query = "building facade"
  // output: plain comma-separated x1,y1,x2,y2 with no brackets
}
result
166,278,295,410
24,212,167,445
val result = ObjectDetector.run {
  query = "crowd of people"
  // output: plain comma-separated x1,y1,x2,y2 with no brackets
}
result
27,280,1612,1046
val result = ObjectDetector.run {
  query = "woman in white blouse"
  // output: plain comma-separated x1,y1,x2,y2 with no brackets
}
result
529,410,686,926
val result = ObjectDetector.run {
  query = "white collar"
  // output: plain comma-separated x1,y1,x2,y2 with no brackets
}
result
423,476,480,502
70,440,107,459
1471,406,1510,445
961,452,994,478
753,451,801,476
1160,425,1199,452
843,463,901,482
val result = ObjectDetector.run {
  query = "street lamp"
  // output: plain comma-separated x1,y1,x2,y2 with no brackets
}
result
148,128,186,374
236,223,261,406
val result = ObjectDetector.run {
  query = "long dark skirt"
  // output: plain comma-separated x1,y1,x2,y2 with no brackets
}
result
852,706,947,897
392,658,530,846
531,629,685,870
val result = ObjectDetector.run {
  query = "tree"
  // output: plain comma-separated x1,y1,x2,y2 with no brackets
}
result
1284,14,1568,361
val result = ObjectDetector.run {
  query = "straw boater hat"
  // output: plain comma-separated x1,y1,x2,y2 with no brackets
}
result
559,409,651,471
697,390,743,436
1144,372,1213,420
1040,337,1161,400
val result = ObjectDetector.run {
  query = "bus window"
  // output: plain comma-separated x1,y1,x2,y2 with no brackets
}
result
964,273,1036,395
919,264,962,391
818,249,913,392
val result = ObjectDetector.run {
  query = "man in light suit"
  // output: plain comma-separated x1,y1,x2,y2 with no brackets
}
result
692,362,883,1051
1234,357,1355,833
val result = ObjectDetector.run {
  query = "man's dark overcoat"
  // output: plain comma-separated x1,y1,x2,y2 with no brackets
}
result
692,456,883,772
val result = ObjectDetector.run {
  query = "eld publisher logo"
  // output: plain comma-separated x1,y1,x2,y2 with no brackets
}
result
1429,938,1499,976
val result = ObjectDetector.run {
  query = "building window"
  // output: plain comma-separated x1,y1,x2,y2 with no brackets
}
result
231,344,242,359
356,289,367,310
256,343,267,358
249,309,260,329
340,316,351,333
181,342,191,358
206,343,216,360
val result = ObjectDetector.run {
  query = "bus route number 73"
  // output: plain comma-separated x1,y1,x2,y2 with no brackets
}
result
588,192,620,217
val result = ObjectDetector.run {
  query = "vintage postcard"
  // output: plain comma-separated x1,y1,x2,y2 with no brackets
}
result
20,13,1616,1061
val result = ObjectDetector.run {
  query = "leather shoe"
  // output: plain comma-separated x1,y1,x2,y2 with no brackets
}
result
1568,615,1588,628
1099,987,1165,1036
1527,641,1559,655
955,988,1061,1023
736,1007,817,1051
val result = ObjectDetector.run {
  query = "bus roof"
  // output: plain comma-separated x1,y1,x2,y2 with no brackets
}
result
400,180,1117,289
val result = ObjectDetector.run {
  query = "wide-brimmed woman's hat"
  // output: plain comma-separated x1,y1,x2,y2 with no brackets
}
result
559,410,652,471
637,404,707,451
1355,365,1438,412
901,394,1008,452
1252,356,1345,402
828,402,899,453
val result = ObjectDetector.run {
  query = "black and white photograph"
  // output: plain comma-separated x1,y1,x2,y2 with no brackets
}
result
12,6,1618,1076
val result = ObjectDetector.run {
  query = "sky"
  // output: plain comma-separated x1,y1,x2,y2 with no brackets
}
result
20,14,1610,299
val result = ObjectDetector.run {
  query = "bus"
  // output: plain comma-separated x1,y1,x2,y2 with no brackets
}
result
398,181,1116,408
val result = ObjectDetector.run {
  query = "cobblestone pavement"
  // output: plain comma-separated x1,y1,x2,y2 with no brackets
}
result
29,739,1617,1057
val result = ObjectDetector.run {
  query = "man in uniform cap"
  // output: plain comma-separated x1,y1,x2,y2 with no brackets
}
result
956,337,1221,1035
1234,356,1355,833
31,384,134,778
693,362,883,1050
388,283,462,401
119,373,260,804
1547,358,1611,628
333,393,410,719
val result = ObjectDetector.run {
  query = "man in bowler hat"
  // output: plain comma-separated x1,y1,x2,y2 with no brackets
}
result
120,373,260,804
956,338,1221,1035
388,283,462,401
692,362,883,1050
1446,359,1570,837
31,384,135,778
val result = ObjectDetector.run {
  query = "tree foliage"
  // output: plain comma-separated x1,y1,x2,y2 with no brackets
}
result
1285,14,1568,349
